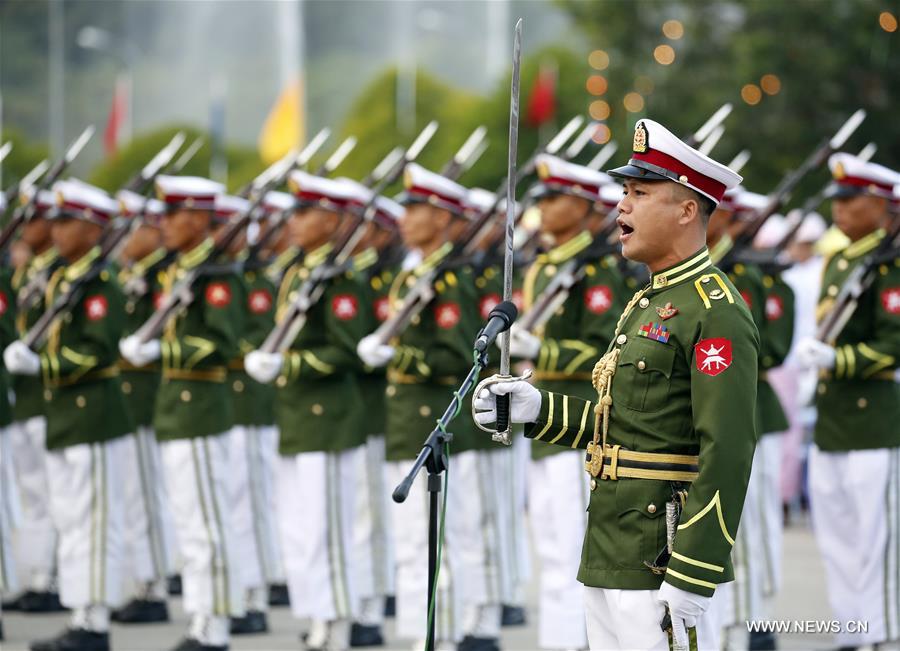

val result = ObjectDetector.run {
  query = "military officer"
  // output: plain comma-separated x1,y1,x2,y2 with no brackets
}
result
112,190,177,624
245,171,371,651
260,191,303,287
5,180,133,651
507,154,627,651
356,164,476,650
795,153,900,648
4,189,63,614
120,175,246,651
475,119,756,651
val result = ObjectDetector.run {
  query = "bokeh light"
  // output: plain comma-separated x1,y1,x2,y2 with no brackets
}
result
879,11,898,32
586,75,608,96
741,83,762,105
589,100,611,120
662,19,684,40
623,92,645,113
653,44,676,65
760,74,781,95
588,49,610,70
592,124,611,144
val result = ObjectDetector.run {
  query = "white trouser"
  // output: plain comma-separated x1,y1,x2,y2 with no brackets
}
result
278,446,361,622
47,437,127,609
161,434,244,618
229,425,284,606
529,450,589,650
510,431,532,599
258,424,285,584
810,445,900,646
585,585,721,651
353,434,395,624
1,425,19,593
9,416,57,589
386,459,463,644
484,446,518,607
122,428,175,588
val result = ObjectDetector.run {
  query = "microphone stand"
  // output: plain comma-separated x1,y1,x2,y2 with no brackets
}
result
392,345,491,651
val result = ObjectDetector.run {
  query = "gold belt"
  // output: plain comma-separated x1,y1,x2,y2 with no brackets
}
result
162,367,227,382
50,366,120,389
585,443,699,482
118,359,158,373
387,369,457,386
533,371,593,381
228,359,245,371
819,369,896,381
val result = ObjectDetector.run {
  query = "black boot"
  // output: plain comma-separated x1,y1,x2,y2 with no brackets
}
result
749,630,778,650
268,583,290,607
383,595,396,618
170,638,228,651
111,598,170,623
230,610,268,635
349,622,384,647
167,574,183,596
458,635,501,651
30,628,110,651
12,590,66,613
501,604,527,627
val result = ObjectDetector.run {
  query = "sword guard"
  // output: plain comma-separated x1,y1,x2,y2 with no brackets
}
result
471,369,533,446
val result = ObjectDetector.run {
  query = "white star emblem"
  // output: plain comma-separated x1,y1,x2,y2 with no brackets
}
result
249,290,272,314
435,303,460,328
332,294,358,320
766,296,783,320
700,344,728,372
884,289,900,314
85,296,108,320
586,286,612,314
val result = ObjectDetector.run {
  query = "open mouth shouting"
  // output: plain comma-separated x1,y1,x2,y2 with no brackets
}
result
617,217,634,242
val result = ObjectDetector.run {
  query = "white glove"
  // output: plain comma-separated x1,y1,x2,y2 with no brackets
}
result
357,334,396,368
3,341,40,376
794,337,835,370
503,325,541,360
119,335,161,367
473,378,542,425
658,581,712,651
245,350,284,384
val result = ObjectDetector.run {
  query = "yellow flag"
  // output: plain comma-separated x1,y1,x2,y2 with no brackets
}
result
258,80,305,164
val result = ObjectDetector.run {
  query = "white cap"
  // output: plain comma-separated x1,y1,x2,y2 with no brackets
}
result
116,189,165,219
399,163,467,216
535,154,612,202
598,183,624,209
214,194,251,222
463,187,496,213
155,175,224,212
732,189,769,218
53,179,118,225
609,118,742,204
794,212,827,244
826,153,900,199
262,190,296,214
289,170,367,212
374,195,404,227
753,214,788,248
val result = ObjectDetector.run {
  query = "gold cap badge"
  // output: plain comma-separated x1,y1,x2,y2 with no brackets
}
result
633,122,649,154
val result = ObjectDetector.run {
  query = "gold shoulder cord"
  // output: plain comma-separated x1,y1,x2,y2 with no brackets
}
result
585,287,649,477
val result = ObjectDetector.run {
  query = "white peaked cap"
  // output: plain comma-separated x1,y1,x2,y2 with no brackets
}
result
826,152,900,199
117,189,164,218
262,190,296,213
399,163,467,215
795,212,827,244
753,214,788,248
535,153,612,202
53,179,118,224
155,175,224,212
609,118,742,204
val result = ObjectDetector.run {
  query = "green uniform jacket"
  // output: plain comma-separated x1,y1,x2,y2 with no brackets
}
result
39,248,133,449
229,266,277,427
0,268,16,427
521,231,627,460
153,239,243,441
522,248,759,596
11,248,60,422
119,248,170,428
274,243,367,455
814,228,900,451
384,243,479,461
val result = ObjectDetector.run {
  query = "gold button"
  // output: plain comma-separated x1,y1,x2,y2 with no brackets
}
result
555,306,565,316
233,380,244,392
289,291,299,301
658,276,668,286
312,403,324,415
180,390,191,402
411,315,421,326
639,298,649,308
590,479,597,491
647,503,657,514
406,276,416,287
299,269,310,280
616,334,627,345
122,381,132,394
827,285,838,297
419,405,432,417
276,376,287,388
817,384,826,395
701,276,710,284
44,389,52,401
64,314,72,323
637,360,646,371
75,395,86,408
126,303,135,314
857,398,867,409
386,385,397,397
837,259,848,271
545,265,557,276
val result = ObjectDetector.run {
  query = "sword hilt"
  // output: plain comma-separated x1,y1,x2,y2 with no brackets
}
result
495,394,511,443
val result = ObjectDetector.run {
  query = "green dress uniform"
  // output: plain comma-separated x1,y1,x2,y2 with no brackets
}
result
522,247,760,596
521,231,627,459
0,267,16,430
153,238,243,441
0,266,17,596
273,243,368,454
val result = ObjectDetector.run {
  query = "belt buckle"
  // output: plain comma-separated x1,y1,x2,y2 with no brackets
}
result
584,441,604,478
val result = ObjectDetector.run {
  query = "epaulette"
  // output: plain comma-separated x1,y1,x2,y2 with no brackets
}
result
693,272,736,310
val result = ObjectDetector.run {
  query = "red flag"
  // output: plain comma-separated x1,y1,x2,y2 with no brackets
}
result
526,64,556,127
103,77,128,157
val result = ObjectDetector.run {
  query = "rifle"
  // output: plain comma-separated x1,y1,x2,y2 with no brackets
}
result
131,133,330,344
719,109,866,270
0,126,95,254
440,126,487,179
2,159,50,215
587,141,618,171
684,103,732,148
257,120,440,354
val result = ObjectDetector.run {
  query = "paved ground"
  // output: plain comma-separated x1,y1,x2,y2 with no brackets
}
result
1,523,847,650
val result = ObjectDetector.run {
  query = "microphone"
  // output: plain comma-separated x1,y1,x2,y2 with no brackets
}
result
473,300,518,353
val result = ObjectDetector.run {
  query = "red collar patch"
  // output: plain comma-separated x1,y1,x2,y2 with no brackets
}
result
331,294,359,320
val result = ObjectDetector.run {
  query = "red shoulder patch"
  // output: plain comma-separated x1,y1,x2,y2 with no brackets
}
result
84,295,108,321
740,290,753,309
0,291,8,316
153,291,165,310
331,294,359,320
881,287,900,315
434,302,461,329
374,296,390,322
479,293,501,320
585,285,613,314
248,289,273,315
765,295,784,321
695,337,732,377
205,282,232,308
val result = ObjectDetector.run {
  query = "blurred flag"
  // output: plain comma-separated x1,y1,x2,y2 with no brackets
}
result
258,79,305,164
526,63,556,127
103,76,128,157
